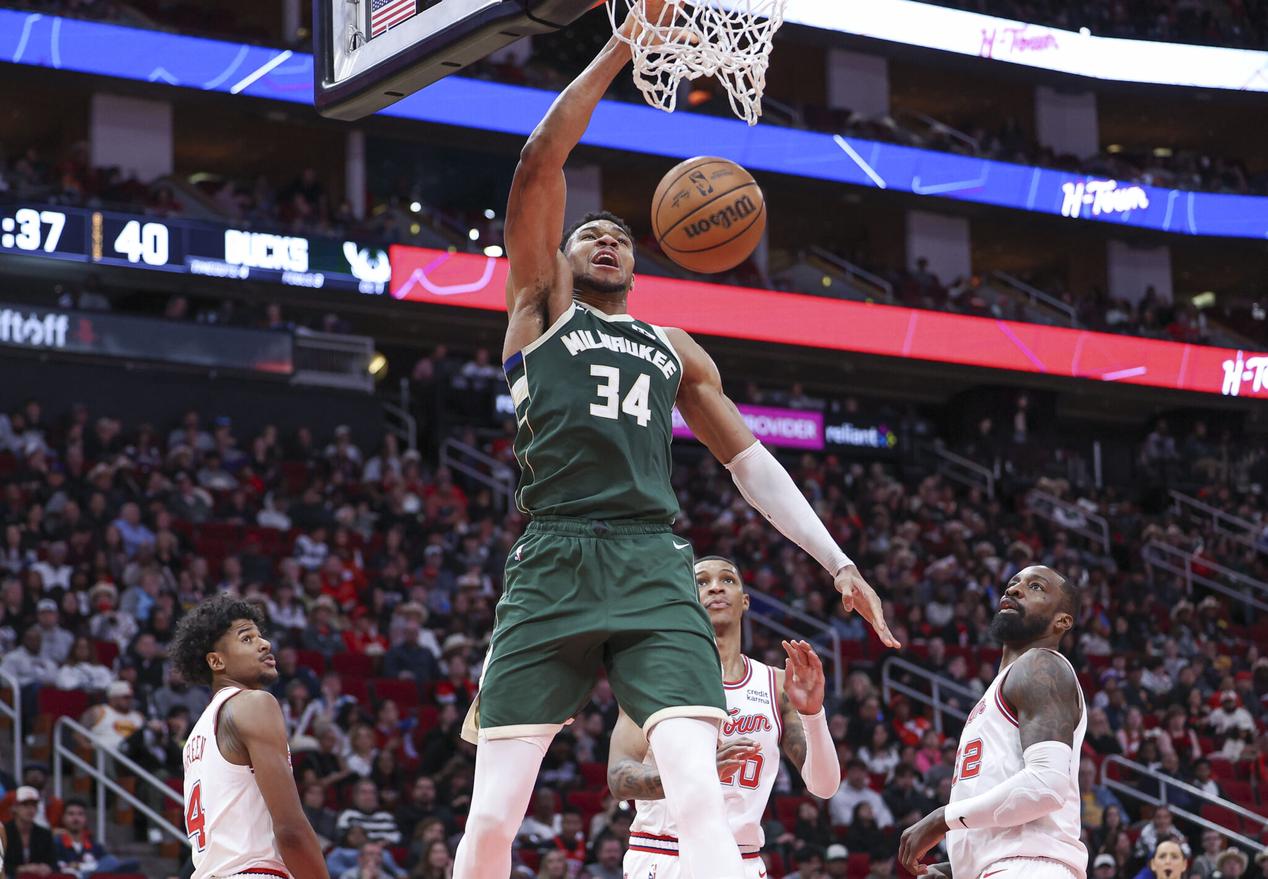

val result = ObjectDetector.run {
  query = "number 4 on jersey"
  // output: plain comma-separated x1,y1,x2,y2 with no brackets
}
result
590,365,651,427
186,780,207,851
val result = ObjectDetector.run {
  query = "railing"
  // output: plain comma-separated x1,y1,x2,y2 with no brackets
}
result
1141,540,1268,613
1026,490,1110,555
1100,755,1268,853
52,716,187,846
880,656,977,734
744,587,843,699
291,329,374,392
898,110,981,155
933,442,995,499
383,378,418,452
439,437,515,512
808,247,895,303
991,271,1078,326
1170,490,1264,553
0,669,21,774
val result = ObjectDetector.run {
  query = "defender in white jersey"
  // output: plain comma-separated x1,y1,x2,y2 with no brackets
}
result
900,565,1088,879
171,594,329,879
608,557,844,879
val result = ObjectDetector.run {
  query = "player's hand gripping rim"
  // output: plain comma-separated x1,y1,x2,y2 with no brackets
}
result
833,564,901,649
781,640,825,715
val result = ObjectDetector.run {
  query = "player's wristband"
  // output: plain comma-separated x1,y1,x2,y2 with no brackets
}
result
795,708,840,799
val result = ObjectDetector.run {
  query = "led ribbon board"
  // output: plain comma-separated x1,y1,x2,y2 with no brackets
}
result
2,11,1267,238
389,243,1268,400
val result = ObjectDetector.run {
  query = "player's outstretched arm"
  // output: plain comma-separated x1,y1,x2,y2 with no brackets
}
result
606,708,759,800
222,690,330,879
897,650,1081,875
666,327,899,649
777,640,840,798
504,5,666,355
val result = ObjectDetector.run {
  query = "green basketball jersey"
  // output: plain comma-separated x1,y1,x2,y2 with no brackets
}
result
503,301,683,521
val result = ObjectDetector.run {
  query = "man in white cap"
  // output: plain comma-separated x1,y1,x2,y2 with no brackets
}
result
824,844,849,879
80,681,144,751
34,599,73,665
2,785,55,874
1091,853,1115,879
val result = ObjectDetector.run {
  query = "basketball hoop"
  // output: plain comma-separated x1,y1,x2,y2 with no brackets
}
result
605,0,788,126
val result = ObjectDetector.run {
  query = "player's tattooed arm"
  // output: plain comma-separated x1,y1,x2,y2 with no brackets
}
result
777,680,808,771
608,757,668,801
1003,649,1082,749
606,709,664,800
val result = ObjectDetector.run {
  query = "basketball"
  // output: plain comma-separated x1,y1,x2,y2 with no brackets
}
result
651,156,767,274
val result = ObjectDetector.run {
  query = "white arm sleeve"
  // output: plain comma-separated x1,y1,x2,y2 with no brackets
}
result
796,709,841,799
943,741,1074,830
725,441,852,575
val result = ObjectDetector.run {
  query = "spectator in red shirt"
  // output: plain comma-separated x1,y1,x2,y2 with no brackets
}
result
342,608,387,657
320,554,362,610
432,638,476,711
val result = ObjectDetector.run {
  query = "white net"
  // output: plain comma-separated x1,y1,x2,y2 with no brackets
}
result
605,0,788,126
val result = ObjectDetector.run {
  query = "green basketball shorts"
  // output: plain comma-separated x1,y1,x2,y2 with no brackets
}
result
461,516,726,743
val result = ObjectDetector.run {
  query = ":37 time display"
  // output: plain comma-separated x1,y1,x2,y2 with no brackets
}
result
0,207,67,252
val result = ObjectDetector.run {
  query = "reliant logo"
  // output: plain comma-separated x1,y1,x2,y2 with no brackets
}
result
1060,179,1149,219
0,309,69,349
1221,350,1268,396
825,421,898,449
224,229,309,272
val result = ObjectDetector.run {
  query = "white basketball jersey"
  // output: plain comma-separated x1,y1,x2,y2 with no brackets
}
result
182,687,290,879
947,649,1088,879
632,656,782,851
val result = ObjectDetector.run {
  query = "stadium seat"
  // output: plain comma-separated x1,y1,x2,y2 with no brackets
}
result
1221,779,1255,809
774,795,809,829
94,640,120,668
36,688,89,727
846,853,871,878
1209,759,1235,780
296,649,327,676
766,851,785,877
519,849,540,871
340,675,369,703
580,761,607,788
1200,803,1244,833
333,652,376,678
372,677,421,708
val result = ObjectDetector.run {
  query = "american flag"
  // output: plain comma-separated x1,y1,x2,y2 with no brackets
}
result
370,0,417,37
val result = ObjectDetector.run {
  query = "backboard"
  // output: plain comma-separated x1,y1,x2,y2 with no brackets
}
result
314,0,598,121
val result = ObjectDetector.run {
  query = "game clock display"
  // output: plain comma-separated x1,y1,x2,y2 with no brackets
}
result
0,204,390,293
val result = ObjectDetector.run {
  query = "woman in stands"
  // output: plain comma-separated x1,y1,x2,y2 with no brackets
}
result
54,635,113,692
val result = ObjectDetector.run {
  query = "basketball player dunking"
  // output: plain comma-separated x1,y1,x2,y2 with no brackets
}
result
170,595,329,879
899,565,1087,879
452,3,897,879
608,557,842,879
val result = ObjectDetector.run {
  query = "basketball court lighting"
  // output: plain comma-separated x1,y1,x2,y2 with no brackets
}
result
483,209,496,219
468,228,480,241
410,201,422,212
484,245,504,257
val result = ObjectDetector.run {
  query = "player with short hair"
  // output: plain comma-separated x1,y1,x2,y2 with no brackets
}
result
899,565,1087,879
170,594,329,879
607,556,843,879
453,4,898,879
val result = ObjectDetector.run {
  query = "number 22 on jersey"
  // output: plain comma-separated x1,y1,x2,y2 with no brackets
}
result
954,738,983,784
590,365,651,427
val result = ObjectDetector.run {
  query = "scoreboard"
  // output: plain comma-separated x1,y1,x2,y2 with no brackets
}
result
0,204,391,295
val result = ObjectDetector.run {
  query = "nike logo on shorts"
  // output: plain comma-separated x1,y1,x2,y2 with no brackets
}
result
673,540,691,549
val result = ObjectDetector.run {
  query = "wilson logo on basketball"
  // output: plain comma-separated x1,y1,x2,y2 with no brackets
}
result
681,195,760,239
722,708,773,736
